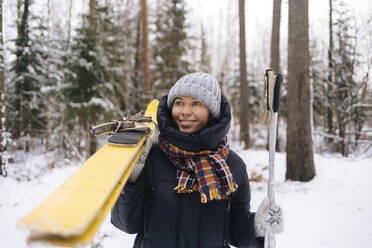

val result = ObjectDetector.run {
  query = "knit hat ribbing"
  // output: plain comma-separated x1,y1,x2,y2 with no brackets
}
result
167,72,222,119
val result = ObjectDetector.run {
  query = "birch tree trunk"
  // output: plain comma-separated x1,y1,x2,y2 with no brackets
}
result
239,0,250,149
286,0,316,181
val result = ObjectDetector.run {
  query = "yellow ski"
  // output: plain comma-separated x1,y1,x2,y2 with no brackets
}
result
18,100,159,247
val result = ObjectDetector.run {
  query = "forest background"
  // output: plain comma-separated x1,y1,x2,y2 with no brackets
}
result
0,0,371,181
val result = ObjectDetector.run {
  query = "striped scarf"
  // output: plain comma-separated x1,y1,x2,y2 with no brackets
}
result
159,136,238,203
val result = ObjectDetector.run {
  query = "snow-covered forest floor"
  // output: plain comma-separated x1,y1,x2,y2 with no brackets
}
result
0,148,371,248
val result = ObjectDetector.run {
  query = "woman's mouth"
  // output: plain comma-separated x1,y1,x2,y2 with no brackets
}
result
178,120,195,125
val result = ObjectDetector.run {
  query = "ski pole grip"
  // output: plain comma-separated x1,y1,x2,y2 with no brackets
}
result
273,74,282,113
265,69,275,111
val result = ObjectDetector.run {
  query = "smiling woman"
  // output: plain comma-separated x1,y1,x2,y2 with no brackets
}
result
111,72,283,248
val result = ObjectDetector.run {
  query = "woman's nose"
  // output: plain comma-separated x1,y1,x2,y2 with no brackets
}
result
181,105,192,115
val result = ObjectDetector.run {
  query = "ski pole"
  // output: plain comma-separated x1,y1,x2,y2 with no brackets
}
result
263,69,282,248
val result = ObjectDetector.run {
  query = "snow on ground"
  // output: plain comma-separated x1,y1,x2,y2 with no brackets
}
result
240,151,372,248
0,150,371,248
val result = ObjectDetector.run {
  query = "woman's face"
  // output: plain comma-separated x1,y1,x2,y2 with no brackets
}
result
171,96,210,134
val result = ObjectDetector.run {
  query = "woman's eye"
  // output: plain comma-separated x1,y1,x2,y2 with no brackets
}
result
192,101,201,106
175,101,183,106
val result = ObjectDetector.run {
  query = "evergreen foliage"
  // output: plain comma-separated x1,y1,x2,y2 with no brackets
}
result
152,0,191,97
333,0,363,156
310,0,371,156
95,3,131,115
43,36,74,156
8,0,48,145
62,14,111,157
310,41,328,130
1,0,371,161
223,71,262,144
94,1,141,116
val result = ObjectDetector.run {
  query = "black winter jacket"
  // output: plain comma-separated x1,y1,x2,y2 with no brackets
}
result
111,96,264,248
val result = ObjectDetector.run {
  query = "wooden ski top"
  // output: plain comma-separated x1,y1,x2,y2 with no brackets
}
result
17,99,159,247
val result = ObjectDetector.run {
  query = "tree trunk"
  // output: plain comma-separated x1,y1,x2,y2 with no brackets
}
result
17,0,22,37
141,0,150,102
87,0,97,155
0,0,5,173
67,0,73,42
89,0,96,28
270,0,281,73
270,0,282,152
286,0,315,182
47,0,51,25
239,0,250,149
0,0,4,118
326,0,334,145
132,11,142,113
19,0,30,138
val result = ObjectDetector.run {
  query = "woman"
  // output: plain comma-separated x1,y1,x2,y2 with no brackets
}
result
111,72,283,248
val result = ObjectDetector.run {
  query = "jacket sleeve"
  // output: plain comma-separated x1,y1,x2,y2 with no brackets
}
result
110,158,148,234
229,156,264,248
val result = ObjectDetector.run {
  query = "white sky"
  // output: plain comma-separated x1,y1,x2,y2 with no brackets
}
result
185,0,371,76
2,0,371,74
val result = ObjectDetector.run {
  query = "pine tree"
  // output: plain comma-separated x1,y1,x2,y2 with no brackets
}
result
224,68,262,146
310,41,328,131
333,0,362,156
63,17,110,158
95,2,131,115
310,0,371,155
152,0,191,97
8,0,48,149
94,1,141,116
42,24,73,155
309,38,335,154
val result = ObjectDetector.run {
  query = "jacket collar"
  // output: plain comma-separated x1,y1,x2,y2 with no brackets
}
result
157,95,231,152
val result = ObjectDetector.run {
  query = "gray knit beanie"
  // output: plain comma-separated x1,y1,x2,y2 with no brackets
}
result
167,72,222,119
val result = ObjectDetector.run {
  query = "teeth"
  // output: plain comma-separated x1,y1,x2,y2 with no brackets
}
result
179,120,195,125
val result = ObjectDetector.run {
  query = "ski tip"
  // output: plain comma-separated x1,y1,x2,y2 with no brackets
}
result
145,100,159,122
